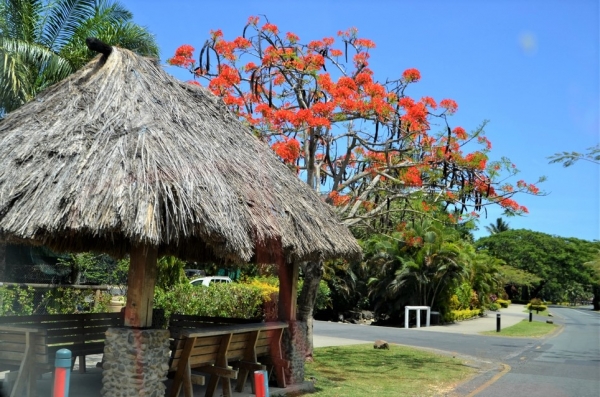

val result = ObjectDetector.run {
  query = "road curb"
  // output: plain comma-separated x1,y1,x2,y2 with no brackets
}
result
462,363,511,397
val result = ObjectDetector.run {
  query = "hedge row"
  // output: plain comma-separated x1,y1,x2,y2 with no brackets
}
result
153,283,265,320
445,308,483,322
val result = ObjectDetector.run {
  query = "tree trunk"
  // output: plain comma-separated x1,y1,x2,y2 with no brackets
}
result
0,244,5,281
296,260,323,361
592,285,600,311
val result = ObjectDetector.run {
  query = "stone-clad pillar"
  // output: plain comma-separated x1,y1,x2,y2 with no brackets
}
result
101,328,170,397
281,320,307,384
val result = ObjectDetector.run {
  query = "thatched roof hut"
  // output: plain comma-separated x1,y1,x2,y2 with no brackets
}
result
0,43,360,266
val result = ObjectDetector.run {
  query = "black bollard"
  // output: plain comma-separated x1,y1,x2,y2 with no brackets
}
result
496,313,501,332
529,309,532,322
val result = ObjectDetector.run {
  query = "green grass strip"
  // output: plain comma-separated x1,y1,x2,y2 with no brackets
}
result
304,344,475,397
481,319,557,337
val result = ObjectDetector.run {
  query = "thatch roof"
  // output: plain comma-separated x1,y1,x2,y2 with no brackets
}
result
0,45,360,264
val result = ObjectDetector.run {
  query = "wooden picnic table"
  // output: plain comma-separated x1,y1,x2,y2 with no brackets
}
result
168,321,289,397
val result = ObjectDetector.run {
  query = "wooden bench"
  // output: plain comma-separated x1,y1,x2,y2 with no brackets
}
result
0,312,123,373
0,312,123,396
168,322,289,397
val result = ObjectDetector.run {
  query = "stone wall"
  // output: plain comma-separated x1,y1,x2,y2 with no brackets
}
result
101,328,170,397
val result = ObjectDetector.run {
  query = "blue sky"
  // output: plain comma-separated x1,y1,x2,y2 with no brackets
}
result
124,0,599,241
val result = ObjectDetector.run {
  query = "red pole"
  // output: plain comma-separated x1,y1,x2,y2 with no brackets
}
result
254,370,269,397
53,368,66,396
53,349,72,397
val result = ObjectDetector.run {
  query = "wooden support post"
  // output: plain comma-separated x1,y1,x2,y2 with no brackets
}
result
278,261,299,322
124,245,158,328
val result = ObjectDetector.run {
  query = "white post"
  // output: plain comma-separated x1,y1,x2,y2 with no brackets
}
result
405,306,409,329
426,307,430,327
416,309,421,328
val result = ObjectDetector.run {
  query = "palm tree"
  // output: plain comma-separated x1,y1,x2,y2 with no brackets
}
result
0,0,159,114
463,246,503,307
393,224,468,308
366,221,469,315
485,217,510,235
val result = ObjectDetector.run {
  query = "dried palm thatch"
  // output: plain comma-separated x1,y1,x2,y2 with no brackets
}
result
0,44,361,264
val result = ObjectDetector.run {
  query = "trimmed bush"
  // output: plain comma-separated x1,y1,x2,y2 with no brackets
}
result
496,299,511,308
527,303,548,312
445,308,482,322
487,302,501,311
153,282,264,320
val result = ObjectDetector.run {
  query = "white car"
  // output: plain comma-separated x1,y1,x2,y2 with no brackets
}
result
189,276,232,287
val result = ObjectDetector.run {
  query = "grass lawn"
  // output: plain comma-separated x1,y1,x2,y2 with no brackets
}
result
481,319,557,337
303,344,476,397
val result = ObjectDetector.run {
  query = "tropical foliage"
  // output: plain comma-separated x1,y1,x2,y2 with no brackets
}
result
355,217,507,320
0,0,158,114
484,218,510,235
476,230,600,302
167,16,544,333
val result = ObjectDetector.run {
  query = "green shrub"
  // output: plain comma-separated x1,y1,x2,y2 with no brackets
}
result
154,283,264,320
526,303,548,312
244,276,332,311
487,302,500,311
445,308,482,322
0,285,35,316
529,297,541,305
42,288,111,314
448,295,461,310
496,299,511,308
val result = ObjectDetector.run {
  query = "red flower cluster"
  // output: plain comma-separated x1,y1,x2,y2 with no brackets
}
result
464,151,488,170
421,96,437,109
499,198,520,211
440,99,458,114
208,65,241,95
403,167,423,187
329,191,351,206
271,137,301,164
452,126,467,140
168,44,195,67
286,32,300,43
262,23,279,34
402,68,421,83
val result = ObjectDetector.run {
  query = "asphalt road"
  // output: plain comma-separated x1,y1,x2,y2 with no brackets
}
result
313,306,600,397
476,306,600,397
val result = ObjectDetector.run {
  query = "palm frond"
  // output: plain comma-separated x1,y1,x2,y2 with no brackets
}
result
0,37,73,109
1,0,44,41
42,0,96,51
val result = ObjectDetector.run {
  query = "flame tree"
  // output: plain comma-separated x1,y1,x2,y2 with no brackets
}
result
169,16,542,357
